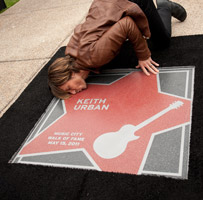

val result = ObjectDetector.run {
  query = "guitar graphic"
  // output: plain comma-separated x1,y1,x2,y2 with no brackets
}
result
93,101,184,159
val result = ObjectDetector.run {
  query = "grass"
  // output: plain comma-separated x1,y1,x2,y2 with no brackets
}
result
0,0,20,13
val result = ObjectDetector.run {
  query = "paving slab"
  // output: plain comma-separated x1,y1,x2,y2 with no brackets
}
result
0,0,92,61
1,0,92,15
0,59,48,117
0,0,93,117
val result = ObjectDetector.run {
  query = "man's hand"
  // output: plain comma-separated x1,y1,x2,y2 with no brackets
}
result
136,57,159,76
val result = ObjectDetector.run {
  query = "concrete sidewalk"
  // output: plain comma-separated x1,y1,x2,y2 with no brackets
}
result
0,0,203,117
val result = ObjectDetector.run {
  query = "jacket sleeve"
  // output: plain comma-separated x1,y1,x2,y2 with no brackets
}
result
124,3,151,38
89,16,151,68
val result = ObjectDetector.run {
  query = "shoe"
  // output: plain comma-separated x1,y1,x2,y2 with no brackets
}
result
156,0,187,22
171,1,187,22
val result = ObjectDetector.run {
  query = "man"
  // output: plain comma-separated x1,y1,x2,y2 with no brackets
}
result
48,0,186,99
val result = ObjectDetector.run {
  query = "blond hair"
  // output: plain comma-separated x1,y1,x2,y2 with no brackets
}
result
48,55,80,99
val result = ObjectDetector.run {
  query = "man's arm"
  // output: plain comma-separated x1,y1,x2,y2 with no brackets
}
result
124,2,151,39
89,16,158,75
88,16,150,66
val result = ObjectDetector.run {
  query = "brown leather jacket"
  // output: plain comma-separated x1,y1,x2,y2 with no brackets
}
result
65,0,151,70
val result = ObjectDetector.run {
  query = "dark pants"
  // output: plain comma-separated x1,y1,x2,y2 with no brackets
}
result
129,0,171,49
